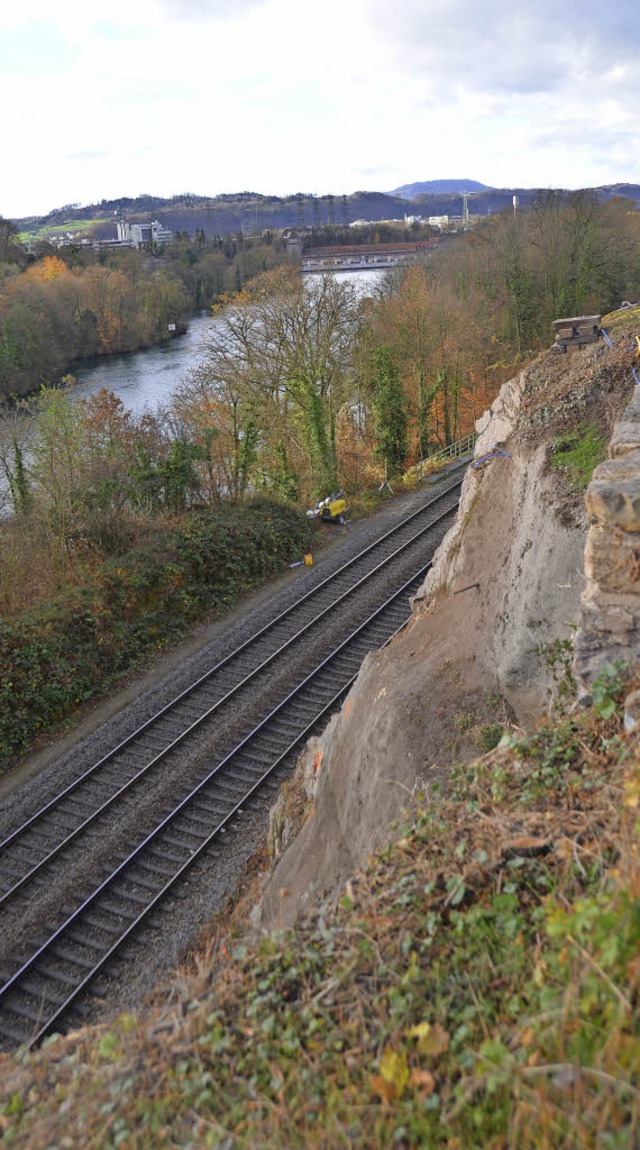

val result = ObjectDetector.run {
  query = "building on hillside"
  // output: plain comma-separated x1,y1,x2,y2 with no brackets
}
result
115,219,173,248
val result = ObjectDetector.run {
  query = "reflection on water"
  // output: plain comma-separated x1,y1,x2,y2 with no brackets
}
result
72,268,384,414
72,312,215,416
0,268,384,514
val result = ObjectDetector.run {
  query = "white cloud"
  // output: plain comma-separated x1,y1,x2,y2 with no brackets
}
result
1,0,639,217
152,0,266,19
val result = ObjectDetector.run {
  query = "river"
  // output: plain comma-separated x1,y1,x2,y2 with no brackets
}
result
71,268,384,415
0,269,383,514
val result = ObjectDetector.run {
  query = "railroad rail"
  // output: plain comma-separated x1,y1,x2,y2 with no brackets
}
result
0,478,462,1049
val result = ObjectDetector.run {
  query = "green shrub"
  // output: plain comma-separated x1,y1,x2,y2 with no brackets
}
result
479,723,504,752
0,498,311,771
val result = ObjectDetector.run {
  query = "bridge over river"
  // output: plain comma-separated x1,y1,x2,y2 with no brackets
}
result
301,238,439,273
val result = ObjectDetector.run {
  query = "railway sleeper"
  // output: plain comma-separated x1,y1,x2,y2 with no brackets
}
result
298,685,339,705
0,995,50,1028
0,866,34,896
1,843,60,873
46,795,98,819
64,927,114,952
192,797,236,818
179,810,218,832
19,977,74,1007
125,873,164,894
254,731,290,752
281,704,324,728
214,765,262,786
49,943,97,971
100,888,152,912
148,720,195,742
0,1016,31,1047
81,912,127,936
132,857,180,880
236,750,277,771
141,844,186,866
260,717,300,738
153,830,200,854
202,786,247,810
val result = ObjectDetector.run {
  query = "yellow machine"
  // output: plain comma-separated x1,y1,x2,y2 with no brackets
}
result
307,490,349,524
320,494,348,524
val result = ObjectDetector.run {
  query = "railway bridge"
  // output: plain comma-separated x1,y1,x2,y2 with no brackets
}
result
301,238,439,273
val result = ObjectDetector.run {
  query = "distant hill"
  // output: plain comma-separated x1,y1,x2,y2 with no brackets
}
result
11,184,640,241
391,179,492,198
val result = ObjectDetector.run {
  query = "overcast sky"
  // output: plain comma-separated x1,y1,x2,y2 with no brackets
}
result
1,0,638,219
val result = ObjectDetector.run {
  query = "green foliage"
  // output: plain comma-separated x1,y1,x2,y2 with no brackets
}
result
535,635,577,714
370,345,408,476
550,422,607,492
0,498,310,770
591,661,626,719
479,722,504,752
0,237,289,399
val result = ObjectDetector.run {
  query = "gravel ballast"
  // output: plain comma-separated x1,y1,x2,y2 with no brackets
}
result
0,466,468,1033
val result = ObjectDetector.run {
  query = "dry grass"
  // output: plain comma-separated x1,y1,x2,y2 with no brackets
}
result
1,682,638,1148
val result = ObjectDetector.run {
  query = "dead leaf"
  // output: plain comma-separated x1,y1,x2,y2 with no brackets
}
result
371,1047,410,1100
409,1067,436,1094
370,1074,395,1104
406,1021,450,1058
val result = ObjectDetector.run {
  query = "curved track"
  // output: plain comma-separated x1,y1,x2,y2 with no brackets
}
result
0,476,462,1049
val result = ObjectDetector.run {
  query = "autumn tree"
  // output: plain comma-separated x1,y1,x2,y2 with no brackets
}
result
189,267,359,498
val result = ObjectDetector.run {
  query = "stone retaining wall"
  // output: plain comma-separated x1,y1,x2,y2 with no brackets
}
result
574,387,640,698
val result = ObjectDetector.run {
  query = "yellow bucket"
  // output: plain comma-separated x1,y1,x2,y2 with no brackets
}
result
304,553,314,567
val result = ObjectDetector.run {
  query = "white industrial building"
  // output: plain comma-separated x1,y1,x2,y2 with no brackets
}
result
115,219,172,248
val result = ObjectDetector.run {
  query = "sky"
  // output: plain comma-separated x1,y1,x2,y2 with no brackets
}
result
1,0,638,219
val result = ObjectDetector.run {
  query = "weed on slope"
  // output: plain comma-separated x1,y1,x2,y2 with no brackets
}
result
1,675,639,1148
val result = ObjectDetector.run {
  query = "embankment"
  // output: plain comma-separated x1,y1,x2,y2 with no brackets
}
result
260,318,635,929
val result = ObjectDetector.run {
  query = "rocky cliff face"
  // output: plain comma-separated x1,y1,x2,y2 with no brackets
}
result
574,321,640,696
259,330,634,931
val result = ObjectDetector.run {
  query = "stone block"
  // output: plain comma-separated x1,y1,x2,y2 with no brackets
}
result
623,688,640,732
610,422,640,458
585,524,640,592
590,453,640,484
586,466,640,530
622,392,640,422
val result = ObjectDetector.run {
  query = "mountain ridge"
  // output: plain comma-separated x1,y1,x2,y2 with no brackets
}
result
10,183,640,239
390,178,492,197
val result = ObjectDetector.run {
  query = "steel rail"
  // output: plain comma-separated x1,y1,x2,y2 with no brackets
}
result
0,485,442,905
0,487,460,904
0,475,462,854
0,559,430,1049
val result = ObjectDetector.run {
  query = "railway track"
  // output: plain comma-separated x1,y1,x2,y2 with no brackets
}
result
0,477,462,1049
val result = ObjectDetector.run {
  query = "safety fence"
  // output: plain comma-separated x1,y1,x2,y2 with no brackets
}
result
408,432,478,480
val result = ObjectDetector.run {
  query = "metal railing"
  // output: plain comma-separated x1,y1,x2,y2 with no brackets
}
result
408,432,478,480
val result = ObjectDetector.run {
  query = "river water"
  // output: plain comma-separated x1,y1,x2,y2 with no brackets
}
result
0,269,383,513
72,268,384,415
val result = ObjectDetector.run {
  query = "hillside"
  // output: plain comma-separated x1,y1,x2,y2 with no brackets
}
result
12,182,640,240
1,699,637,1148
1,312,640,1146
390,178,492,197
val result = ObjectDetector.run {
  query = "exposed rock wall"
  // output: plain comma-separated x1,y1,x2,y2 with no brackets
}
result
259,339,632,932
574,386,640,696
